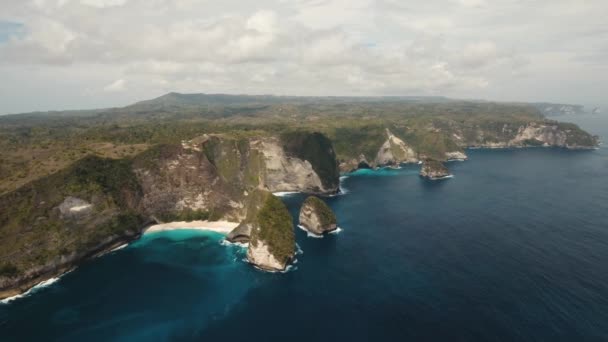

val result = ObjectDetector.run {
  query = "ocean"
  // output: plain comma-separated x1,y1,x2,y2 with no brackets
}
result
1,115,607,341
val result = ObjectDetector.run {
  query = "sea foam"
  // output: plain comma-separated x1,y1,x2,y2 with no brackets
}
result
298,225,324,238
273,191,299,197
0,276,63,304
220,239,248,248
329,227,344,235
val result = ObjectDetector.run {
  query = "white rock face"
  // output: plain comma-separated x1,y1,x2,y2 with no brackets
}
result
375,129,418,166
247,240,285,271
510,123,567,146
445,151,468,161
58,197,93,218
298,201,337,235
255,138,326,193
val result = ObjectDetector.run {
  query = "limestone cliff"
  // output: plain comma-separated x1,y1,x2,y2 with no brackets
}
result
375,129,418,166
0,132,339,298
298,196,338,235
462,122,599,149
246,192,295,271
338,120,598,174
132,132,340,223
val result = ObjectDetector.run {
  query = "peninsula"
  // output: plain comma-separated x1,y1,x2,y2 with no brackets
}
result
0,94,600,299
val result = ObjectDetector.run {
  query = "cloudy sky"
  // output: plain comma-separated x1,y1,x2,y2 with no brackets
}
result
0,0,606,114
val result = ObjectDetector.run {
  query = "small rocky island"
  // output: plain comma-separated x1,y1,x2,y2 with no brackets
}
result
420,160,452,180
246,193,296,272
299,196,338,235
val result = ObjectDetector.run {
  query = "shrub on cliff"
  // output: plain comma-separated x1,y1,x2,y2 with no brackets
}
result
250,193,295,265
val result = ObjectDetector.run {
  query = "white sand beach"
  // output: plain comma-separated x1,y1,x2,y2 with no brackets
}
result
144,220,239,234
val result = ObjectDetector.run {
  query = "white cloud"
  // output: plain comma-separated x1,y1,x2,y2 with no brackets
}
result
451,0,486,8
0,0,607,113
80,0,127,8
103,79,126,92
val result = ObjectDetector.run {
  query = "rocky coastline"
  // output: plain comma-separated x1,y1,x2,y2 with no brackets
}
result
0,119,601,299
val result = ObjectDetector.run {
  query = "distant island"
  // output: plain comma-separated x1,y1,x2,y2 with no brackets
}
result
0,93,600,299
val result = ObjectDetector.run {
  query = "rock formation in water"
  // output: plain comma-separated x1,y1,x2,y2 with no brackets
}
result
246,192,295,271
445,151,468,161
0,132,338,298
298,196,338,235
420,160,451,180
338,120,598,173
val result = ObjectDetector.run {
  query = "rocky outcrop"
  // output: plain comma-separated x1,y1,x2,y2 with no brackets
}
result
255,137,327,193
1,132,338,298
280,132,341,192
298,196,337,235
420,160,451,180
339,154,371,173
445,151,468,161
58,197,93,219
509,123,567,146
226,222,253,243
246,193,295,271
466,122,599,149
133,132,341,223
247,240,285,271
375,129,418,166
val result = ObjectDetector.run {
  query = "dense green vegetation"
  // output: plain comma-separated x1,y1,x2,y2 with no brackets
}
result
0,93,600,285
303,196,337,227
0,93,598,195
0,263,19,278
0,155,145,276
253,193,295,265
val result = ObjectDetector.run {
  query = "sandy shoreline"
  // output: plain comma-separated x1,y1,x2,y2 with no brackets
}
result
144,220,239,234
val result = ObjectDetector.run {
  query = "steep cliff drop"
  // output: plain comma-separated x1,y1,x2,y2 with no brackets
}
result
298,196,338,236
420,160,452,180
0,131,340,298
246,192,296,272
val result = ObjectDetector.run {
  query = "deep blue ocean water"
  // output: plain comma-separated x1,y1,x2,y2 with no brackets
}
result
1,115,608,341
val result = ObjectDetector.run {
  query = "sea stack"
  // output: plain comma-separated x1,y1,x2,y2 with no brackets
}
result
420,160,451,180
298,196,338,235
246,193,295,272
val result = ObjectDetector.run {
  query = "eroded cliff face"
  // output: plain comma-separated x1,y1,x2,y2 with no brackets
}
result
338,120,598,174
246,192,295,271
463,122,599,149
298,196,338,235
375,129,418,166
133,140,244,222
133,133,340,223
420,160,451,180
255,138,327,193
0,132,338,297
247,240,286,271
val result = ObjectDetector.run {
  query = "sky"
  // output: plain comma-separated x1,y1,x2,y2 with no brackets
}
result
0,0,606,114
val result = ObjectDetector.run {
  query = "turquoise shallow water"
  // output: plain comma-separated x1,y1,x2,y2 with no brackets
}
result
1,115,608,341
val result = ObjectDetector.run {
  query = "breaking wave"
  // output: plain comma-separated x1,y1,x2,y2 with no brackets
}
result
1,276,64,304
297,225,324,238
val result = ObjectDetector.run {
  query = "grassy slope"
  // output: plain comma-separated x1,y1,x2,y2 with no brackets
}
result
0,155,144,278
